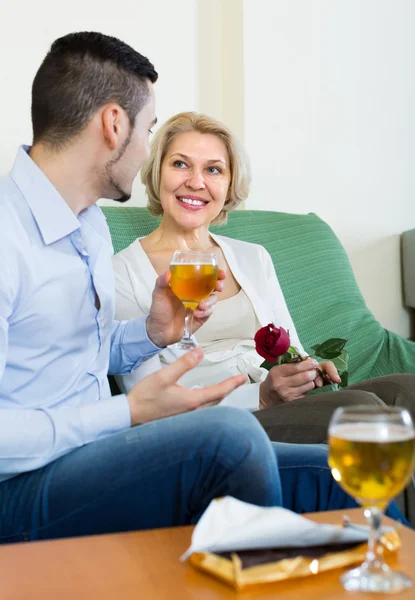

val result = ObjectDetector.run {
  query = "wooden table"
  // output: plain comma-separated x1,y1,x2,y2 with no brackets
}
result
0,508,414,599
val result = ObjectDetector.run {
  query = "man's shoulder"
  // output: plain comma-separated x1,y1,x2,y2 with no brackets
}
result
0,175,23,231
0,175,32,252
0,173,17,206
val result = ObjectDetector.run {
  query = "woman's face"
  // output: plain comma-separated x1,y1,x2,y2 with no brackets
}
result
159,131,231,229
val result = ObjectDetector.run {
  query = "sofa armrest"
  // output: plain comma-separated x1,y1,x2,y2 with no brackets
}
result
402,229,415,308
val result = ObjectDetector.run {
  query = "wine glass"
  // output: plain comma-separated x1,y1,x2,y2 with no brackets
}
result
328,405,415,593
169,250,219,349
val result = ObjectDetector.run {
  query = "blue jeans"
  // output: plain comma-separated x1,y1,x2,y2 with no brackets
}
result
0,407,407,543
275,442,407,524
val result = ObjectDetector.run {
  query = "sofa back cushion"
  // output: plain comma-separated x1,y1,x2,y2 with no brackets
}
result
102,207,411,383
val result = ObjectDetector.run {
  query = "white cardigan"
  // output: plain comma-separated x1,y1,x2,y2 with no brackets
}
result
112,233,305,411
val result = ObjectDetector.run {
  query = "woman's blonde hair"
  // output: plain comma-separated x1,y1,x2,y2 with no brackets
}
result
141,112,251,225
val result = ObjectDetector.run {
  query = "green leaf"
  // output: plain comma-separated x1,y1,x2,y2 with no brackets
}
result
311,338,348,360
309,383,339,395
339,370,349,389
260,359,277,371
276,351,296,365
331,350,349,373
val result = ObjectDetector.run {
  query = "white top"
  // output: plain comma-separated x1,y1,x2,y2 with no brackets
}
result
112,233,305,411
175,288,264,392
196,288,260,351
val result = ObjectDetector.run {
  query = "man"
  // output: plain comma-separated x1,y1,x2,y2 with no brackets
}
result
0,31,282,542
3,31,399,543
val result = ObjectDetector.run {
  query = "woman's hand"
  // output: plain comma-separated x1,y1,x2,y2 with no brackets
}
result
259,359,341,409
192,269,225,330
313,360,341,388
146,269,226,347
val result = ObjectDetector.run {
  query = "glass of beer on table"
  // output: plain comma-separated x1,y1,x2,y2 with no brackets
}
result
329,405,415,593
170,250,218,349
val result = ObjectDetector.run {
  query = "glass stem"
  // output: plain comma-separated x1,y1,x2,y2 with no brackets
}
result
364,507,386,572
183,307,194,342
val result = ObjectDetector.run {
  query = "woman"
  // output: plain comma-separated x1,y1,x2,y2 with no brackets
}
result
113,112,415,521
113,112,338,406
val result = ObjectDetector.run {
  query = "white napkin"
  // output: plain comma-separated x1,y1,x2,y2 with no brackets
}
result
181,496,371,561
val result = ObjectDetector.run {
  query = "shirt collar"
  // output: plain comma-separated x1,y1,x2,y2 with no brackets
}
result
10,146,80,245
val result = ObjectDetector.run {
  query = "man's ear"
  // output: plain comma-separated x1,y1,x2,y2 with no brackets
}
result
101,104,126,150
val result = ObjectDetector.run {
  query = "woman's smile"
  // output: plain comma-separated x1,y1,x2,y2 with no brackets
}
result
176,194,210,211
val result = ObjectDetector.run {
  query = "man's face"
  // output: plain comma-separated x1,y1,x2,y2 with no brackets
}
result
104,83,156,202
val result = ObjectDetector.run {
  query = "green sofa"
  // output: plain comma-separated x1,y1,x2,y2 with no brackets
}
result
103,206,415,384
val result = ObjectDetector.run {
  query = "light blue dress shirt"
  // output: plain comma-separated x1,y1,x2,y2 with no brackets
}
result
0,147,160,482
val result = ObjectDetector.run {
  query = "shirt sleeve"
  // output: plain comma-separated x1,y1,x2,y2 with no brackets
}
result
109,252,163,376
115,354,163,394
108,317,162,376
263,247,306,356
0,247,14,384
0,396,131,479
0,247,131,480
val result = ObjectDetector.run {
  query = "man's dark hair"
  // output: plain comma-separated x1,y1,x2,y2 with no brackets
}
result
31,31,158,147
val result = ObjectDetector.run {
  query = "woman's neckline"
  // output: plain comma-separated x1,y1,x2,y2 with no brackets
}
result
136,235,242,303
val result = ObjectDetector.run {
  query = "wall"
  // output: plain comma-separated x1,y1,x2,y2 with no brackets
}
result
1,0,414,337
243,0,415,337
197,0,245,140
0,0,199,206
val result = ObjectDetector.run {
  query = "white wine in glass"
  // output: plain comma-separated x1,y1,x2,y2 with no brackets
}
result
170,250,218,349
329,405,415,593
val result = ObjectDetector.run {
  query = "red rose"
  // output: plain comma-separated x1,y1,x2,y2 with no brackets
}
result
254,324,290,362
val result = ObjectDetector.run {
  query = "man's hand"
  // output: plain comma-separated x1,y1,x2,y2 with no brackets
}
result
259,359,341,409
145,270,225,348
127,347,247,425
